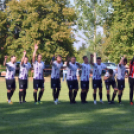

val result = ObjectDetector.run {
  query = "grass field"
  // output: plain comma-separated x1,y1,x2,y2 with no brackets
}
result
0,77,134,134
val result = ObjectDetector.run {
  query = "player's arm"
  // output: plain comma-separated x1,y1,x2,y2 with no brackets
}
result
90,54,95,66
103,73,111,81
119,55,126,66
50,56,55,65
32,44,38,63
20,50,26,65
3,56,7,66
76,63,82,68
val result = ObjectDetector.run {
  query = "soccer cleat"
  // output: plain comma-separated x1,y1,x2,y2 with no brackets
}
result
38,101,43,104
109,101,115,104
100,100,104,104
34,102,39,105
8,101,13,105
23,101,27,103
94,101,97,105
81,101,88,104
19,101,23,104
130,102,133,105
54,101,57,105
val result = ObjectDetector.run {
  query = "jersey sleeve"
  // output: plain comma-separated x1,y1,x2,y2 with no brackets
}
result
105,71,109,77
102,63,107,69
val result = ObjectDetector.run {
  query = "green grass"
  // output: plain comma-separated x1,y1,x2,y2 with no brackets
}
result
0,77,134,134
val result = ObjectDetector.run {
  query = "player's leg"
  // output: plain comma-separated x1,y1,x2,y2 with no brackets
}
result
7,89,13,104
23,79,28,102
67,80,73,103
105,82,110,103
38,80,44,103
55,79,61,103
93,80,97,104
129,77,134,105
99,80,103,103
38,88,44,103
72,80,79,103
62,72,65,81
33,79,38,104
111,88,118,103
19,89,24,103
51,79,57,103
10,79,16,98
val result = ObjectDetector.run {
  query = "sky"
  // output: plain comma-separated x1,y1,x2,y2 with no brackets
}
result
70,0,103,50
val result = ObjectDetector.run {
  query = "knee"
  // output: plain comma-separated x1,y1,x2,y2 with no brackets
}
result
41,88,44,92
34,89,38,93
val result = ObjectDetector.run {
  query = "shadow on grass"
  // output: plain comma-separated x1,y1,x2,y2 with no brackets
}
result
0,101,134,134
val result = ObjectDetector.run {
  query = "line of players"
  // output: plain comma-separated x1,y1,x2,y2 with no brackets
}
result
3,44,134,105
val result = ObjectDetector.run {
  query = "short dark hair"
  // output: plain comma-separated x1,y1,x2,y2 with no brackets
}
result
124,58,127,64
108,69,113,75
37,54,42,58
25,56,28,58
11,55,16,58
71,56,76,59
83,56,87,60
97,57,101,60
57,55,62,58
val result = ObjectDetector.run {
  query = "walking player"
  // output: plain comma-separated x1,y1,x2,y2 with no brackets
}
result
19,50,31,103
32,44,45,104
3,55,17,104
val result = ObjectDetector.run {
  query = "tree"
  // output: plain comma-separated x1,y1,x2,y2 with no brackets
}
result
4,0,76,62
74,0,110,62
102,0,134,63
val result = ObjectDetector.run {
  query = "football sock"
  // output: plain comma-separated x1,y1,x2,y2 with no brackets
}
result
69,91,72,102
107,94,110,102
84,92,87,102
93,93,96,101
11,90,14,98
81,92,84,102
112,92,116,102
19,91,23,102
56,88,60,99
118,95,121,103
99,92,102,100
130,91,133,102
33,92,37,102
53,89,56,101
23,90,26,101
7,92,11,100
38,91,43,101
73,90,77,101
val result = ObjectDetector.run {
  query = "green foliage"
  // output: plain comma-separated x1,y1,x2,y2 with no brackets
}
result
0,0,76,63
103,0,134,63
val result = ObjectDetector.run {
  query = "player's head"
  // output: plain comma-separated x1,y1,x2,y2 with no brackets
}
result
108,69,113,75
11,56,16,63
83,56,88,63
71,57,76,64
97,57,101,65
24,56,28,64
37,54,42,62
123,58,127,65
56,55,62,63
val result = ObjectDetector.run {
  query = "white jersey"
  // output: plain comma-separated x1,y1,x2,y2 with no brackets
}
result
33,61,45,80
93,63,106,80
51,61,63,79
81,63,91,81
5,62,16,79
117,64,126,80
67,62,79,81
105,70,116,82
19,62,31,80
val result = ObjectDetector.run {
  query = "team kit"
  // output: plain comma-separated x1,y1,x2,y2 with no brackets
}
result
3,45,134,105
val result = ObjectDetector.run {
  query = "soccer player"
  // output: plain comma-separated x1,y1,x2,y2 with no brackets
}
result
129,57,134,105
80,56,91,103
103,69,118,104
66,57,81,104
90,54,107,104
117,56,127,104
32,44,45,104
19,50,31,103
50,55,63,105
3,55,17,104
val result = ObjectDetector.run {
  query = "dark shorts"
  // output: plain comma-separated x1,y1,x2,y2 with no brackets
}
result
33,79,44,90
81,81,89,90
6,79,16,90
51,78,61,89
118,79,125,90
92,79,102,89
105,80,117,90
67,80,79,90
19,79,28,89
